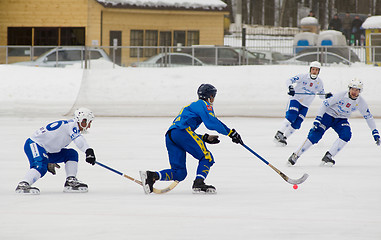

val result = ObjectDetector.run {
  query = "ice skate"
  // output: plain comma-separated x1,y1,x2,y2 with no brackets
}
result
15,181,40,195
192,178,216,194
320,151,335,167
139,171,158,194
63,176,88,193
287,153,299,166
274,131,287,146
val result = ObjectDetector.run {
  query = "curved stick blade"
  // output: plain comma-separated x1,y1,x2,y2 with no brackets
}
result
286,173,309,185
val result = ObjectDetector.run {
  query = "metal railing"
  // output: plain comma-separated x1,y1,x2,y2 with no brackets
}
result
1,44,380,68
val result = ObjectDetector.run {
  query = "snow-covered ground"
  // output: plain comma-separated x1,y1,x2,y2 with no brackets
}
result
0,63,380,240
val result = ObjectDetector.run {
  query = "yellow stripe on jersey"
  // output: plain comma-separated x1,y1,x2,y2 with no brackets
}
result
185,127,213,162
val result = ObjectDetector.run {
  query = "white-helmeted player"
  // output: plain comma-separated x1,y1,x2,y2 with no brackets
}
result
288,78,380,166
274,61,333,146
15,107,96,194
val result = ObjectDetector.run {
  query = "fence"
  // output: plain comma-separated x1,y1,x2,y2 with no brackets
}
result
0,43,379,68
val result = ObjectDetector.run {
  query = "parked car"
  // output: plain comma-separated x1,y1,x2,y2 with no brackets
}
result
179,45,263,65
12,47,111,67
248,50,290,64
279,51,352,65
296,47,360,63
130,53,205,67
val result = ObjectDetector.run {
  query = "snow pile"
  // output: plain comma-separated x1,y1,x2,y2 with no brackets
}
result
362,15,381,29
1,62,380,118
97,0,227,9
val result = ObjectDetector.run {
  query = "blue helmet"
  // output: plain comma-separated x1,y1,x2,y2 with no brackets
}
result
197,84,217,100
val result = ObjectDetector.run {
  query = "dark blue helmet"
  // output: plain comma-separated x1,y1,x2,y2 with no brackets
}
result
197,84,217,100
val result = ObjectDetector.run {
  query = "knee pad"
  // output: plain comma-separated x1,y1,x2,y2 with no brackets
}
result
339,130,352,142
31,160,48,177
285,110,298,124
173,168,187,181
65,149,79,163
308,128,324,144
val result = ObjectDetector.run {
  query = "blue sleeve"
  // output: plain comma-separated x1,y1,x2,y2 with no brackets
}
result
193,100,230,135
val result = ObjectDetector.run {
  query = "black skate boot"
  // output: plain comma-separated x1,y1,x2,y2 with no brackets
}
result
320,151,335,167
274,131,287,146
192,178,216,194
64,176,88,193
287,153,299,166
15,181,40,195
139,171,159,194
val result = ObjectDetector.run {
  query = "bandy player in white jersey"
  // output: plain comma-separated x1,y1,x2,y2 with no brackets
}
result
288,78,380,166
15,108,97,194
274,61,333,146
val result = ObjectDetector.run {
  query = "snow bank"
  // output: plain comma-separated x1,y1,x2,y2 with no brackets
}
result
1,63,380,118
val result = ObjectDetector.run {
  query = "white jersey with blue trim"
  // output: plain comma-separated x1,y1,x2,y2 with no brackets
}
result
30,119,90,153
317,91,377,130
286,73,325,107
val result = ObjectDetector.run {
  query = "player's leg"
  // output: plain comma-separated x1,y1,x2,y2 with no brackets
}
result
15,138,48,194
49,148,88,192
322,119,351,166
275,100,301,146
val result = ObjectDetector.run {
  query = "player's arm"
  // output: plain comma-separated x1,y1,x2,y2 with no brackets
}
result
358,100,380,146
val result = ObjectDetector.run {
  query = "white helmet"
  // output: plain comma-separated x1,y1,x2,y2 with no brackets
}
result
348,78,363,92
74,107,94,132
309,61,321,79
309,61,321,69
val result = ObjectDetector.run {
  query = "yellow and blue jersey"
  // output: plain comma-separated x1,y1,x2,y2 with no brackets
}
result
168,99,230,135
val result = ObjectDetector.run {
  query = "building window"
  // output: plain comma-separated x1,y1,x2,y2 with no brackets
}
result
61,28,85,46
130,30,144,57
187,31,199,46
34,27,59,46
174,31,186,47
144,30,158,57
160,31,172,46
7,27,33,56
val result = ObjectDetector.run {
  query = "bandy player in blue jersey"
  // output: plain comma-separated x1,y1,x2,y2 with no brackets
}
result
274,61,332,146
288,78,380,166
15,108,97,194
140,84,243,194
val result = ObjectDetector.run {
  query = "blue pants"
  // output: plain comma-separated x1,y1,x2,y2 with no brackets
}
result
24,138,79,177
308,113,351,144
159,128,215,182
285,100,308,130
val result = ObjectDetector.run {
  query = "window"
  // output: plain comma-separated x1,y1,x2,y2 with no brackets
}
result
34,27,59,46
61,28,85,46
174,31,186,47
130,30,143,57
160,31,172,46
144,30,158,57
187,31,199,46
7,27,32,56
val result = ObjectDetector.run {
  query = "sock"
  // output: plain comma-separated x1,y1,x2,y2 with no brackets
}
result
295,138,313,157
284,126,296,138
65,161,78,178
22,168,41,185
328,138,347,157
279,119,292,133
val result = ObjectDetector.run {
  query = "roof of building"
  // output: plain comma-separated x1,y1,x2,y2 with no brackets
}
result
96,0,227,11
362,16,381,29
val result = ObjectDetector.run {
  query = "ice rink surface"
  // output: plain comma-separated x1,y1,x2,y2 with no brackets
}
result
1,116,380,240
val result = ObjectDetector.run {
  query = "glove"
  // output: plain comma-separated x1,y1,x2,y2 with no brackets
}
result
228,129,243,144
288,86,295,96
325,92,333,98
202,133,220,144
47,163,60,175
312,116,323,130
372,129,380,146
85,148,96,165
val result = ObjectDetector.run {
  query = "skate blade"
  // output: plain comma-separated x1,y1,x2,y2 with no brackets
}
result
15,189,40,195
192,188,217,194
320,161,334,167
287,161,295,167
273,138,287,147
139,171,151,194
63,187,88,193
